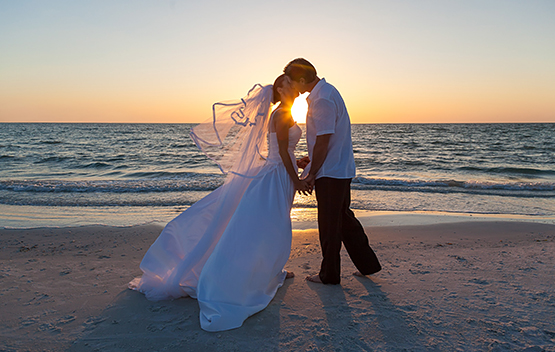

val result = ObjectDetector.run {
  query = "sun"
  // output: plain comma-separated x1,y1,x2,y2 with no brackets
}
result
291,93,309,124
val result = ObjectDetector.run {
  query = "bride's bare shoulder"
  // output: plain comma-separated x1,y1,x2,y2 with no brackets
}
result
273,108,294,129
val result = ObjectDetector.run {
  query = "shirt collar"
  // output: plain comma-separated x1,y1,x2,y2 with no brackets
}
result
307,77,326,103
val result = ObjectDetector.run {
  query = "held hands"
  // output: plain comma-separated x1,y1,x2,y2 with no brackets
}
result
296,174,316,196
304,174,316,189
294,156,313,195
294,178,313,196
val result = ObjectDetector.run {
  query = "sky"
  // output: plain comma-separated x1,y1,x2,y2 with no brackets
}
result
1,0,554,124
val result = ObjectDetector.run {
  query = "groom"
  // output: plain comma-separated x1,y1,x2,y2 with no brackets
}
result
284,58,381,284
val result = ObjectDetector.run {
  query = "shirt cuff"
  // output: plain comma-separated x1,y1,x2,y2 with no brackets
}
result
316,130,334,136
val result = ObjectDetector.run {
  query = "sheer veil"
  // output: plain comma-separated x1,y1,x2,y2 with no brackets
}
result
190,84,274,179
132,84,276,301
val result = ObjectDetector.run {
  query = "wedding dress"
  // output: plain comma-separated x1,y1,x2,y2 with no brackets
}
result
130,84,302,332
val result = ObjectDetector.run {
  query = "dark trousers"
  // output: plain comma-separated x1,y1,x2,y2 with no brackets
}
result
315,177,381,284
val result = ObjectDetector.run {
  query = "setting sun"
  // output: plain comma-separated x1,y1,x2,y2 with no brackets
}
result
291,93,309,124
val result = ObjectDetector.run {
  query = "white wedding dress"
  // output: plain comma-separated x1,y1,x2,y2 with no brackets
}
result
130,110,302,332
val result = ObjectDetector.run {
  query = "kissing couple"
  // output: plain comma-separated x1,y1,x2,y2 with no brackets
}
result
129,58,382,332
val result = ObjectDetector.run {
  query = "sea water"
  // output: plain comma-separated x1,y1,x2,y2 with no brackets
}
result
1,123,554,228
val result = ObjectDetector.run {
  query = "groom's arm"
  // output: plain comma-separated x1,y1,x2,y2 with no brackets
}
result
306,98,335,186
306,134,331,186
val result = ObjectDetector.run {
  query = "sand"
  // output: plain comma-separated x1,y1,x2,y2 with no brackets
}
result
1,220,555,351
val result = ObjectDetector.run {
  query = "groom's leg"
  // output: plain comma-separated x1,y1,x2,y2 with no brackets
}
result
315,177,347,284
340,180,381,275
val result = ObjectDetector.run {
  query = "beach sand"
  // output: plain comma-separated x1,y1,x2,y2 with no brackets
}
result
1,220,554,351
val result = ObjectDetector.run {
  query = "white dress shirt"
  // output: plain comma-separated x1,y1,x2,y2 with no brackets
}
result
305,78,356,180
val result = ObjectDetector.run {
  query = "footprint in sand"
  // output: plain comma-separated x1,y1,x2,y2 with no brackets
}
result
83,316,107,331
59,268,72,276
20,316,40,327
468,278,489,285
38,322,62,333
57,314,76,325
148,304,170,313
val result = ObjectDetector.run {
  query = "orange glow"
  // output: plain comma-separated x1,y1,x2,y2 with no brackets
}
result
1,2,555,124
291,93,309,124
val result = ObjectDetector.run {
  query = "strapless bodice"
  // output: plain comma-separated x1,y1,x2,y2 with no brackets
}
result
267,124,302,166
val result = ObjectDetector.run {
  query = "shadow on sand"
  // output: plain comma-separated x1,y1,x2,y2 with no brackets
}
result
68,282,292,352
68,275,427,351
306,276,428,351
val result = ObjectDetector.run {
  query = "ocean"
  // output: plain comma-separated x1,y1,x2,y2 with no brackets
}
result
1,123,554,228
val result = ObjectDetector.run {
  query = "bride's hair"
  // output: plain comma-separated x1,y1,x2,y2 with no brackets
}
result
272,74,286,104
284,58,317,83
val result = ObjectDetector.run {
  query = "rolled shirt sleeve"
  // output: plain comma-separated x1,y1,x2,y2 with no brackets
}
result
311,98,336,136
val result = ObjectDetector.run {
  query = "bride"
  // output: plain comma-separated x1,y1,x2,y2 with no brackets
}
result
129,74,310,332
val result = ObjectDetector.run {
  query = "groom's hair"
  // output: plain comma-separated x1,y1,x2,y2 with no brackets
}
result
284,58,317,84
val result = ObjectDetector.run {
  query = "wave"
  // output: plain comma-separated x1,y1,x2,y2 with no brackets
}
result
121,171,216,179
0,176,224,194
0,197,199,207
458,166,555,176
352,176,555,194
2,175,553,199
35,156,71,164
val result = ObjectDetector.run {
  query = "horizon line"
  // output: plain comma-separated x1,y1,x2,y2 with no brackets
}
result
1,121,554,125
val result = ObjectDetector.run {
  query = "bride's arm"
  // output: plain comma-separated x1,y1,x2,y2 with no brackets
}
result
275,111,310,193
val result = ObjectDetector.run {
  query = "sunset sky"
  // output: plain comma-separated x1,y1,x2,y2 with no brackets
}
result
1,1,554,124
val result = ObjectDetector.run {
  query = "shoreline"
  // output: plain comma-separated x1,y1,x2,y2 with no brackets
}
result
1,220,555,351
2,205,555,230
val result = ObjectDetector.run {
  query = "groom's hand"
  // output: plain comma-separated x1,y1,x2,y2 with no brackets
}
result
296,179,312,196
305,174,316,189
298,174,315,195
